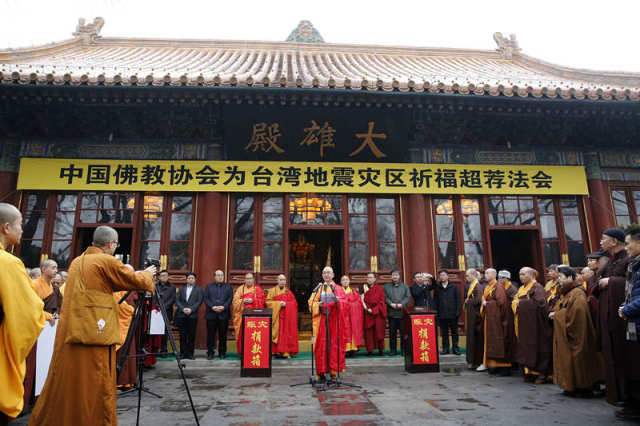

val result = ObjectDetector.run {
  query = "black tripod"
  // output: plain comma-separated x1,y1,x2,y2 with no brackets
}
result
116,287,199,425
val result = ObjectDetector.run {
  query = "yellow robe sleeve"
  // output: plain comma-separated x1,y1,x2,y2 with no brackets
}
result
232,285,245,337
265,287,284,343
0,249,47,418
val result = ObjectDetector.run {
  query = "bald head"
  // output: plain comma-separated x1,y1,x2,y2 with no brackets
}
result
40,259,58,281
0,203,23,247
93,226,118,247
40,259,57,269
0,203,20,225
519,267,537,283
485,268,497,282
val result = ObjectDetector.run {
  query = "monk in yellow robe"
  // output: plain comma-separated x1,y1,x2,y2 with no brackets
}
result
29,226,155,426
0,203,46,423
265,274,298,358
232,272,265,356
23,258,62,414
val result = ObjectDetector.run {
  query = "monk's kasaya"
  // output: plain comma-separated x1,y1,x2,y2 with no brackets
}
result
266,274,298,358
308,266,347,381
363,272,387,356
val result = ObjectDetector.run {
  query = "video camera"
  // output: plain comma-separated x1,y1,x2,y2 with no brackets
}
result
144,258,161,269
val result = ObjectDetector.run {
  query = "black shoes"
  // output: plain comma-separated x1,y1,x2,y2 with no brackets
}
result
452,348,461,356
206,354,214,360
441,348,450,355
219,354,226,359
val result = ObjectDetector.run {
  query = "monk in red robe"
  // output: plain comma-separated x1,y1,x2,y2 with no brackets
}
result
266,274,298,358
341,275,364,356
232,272,266,356
143,298,162,368
308,266,347,381
363,272,387,355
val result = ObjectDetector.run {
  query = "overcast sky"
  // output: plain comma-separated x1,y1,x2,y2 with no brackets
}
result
1,0,639,73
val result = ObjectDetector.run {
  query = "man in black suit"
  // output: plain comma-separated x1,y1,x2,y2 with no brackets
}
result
204,269,233,360
175,272,203,360
156,270,176,355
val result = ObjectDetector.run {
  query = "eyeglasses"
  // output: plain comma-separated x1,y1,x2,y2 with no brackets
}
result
111,241,120,248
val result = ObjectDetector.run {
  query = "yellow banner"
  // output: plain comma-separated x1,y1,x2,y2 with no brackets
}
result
17,158,588,195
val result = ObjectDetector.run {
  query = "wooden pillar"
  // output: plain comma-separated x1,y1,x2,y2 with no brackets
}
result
587,178,615,241
405,194,431,277
0,171,18,205
193,191,228,349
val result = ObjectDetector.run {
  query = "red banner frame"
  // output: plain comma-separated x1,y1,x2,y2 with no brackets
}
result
242,316,271,369
410,314,438,365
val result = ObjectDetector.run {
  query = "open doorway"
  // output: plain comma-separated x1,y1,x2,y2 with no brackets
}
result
289,229,343,329
74,227,133,264
490,229,542,286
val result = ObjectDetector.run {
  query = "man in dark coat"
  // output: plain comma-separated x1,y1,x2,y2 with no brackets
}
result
204,269,233,359
410,272,435,309
595,228,640,406
434,270,461,355
156,270,176,354
175,272,204,360
617,226,640,420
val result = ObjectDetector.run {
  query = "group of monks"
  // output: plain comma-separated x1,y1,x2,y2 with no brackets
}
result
230,267,368,381
1,201,156,426
4,194,640,424
463,226,640,420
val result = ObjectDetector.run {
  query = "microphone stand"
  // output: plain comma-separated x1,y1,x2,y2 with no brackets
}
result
116,288,200,426
290,282,324,390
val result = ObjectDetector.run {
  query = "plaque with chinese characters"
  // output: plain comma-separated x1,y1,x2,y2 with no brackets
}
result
240,309,272,377
225,105,411,163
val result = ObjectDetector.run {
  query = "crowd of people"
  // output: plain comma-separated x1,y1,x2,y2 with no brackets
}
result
457,226,640,421
2,195,640,423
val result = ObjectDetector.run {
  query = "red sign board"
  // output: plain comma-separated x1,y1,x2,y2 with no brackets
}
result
242,317,271,369
410,314,438,365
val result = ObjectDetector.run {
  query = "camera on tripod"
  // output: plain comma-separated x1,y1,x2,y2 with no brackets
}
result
145,258,161,269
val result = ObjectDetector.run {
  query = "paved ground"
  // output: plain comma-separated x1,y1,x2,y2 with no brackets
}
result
18,351,628,425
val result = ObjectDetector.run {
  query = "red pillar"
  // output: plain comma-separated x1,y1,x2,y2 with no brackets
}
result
405,194,431,278
587,178,615,242
0,171,18,205
193,192,228,349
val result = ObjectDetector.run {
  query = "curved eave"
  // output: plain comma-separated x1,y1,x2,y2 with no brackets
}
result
0,36,639,102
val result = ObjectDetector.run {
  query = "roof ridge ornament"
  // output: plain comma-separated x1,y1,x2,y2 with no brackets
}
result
493,32,520,60
73,17,105,44
286,20,324,43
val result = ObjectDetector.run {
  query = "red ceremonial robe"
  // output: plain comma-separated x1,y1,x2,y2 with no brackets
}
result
344,288,364,348
232,285,266,355
363,284,387,352
309,283,348,375
144,302,161,367
273,291,299,356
